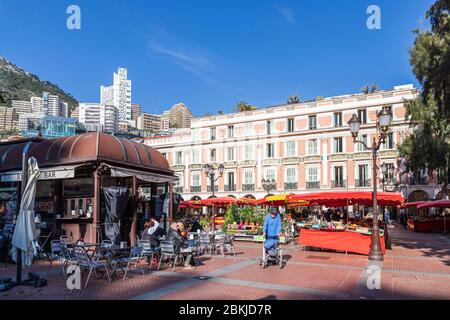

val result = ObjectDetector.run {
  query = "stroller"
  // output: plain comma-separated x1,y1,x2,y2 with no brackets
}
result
259,237,285,269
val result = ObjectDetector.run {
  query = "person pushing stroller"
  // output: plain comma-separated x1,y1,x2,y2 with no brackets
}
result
261,207,284,268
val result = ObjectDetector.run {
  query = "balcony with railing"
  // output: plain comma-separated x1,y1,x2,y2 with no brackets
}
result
331,180,347,188
284,182,298,190
242,184,255,191
207,185,218,192
306,181,320,190
224,185,236,192
190,186,201,193
356,179,371,187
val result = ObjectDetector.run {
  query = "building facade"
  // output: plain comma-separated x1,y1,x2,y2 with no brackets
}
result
131,103,142,121
161,103,193,129
100,67,132,123
78,103,118,133
144,85,441,202
137,113,161,132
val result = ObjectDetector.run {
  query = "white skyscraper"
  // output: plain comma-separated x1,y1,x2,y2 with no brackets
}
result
100,67,131,123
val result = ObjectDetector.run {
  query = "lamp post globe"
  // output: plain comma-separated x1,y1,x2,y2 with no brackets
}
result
348,114,361,140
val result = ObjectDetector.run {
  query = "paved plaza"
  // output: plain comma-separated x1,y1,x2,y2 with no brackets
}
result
1,224,449,300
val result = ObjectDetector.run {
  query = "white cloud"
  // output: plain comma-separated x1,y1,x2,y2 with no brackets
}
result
148,40,215,74
278,5,296,24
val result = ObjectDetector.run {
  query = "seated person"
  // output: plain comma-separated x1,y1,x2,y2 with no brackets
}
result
166,223,195,270
190,218,203,233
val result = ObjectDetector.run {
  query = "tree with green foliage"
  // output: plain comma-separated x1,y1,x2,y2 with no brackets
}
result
399,0,450,200
233,101,256,113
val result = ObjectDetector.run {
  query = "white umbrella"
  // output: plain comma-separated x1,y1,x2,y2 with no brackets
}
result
11,157,40,268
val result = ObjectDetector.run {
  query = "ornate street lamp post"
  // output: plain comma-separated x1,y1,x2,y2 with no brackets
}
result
261,178,277,196
203,163,224,232
348,106,392,262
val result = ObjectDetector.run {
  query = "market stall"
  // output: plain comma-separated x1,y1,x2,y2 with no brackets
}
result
300,228,386,256
406,199,450,232
289,191,403,255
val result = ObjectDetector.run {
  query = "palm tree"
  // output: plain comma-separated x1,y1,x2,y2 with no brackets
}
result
234,101,256,113
287,94,300,104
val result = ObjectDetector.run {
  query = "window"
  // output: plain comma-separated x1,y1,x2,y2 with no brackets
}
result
307,167,318,182
383,163,395,180
356,134,367,152
210,149,216,162
175,151,182,165
334,137,343,153
244,145,253,160
266,143,275,158
267,120,274,135
285,141,296,157
308,139,318,155
287,118,294,132
192,128,200,142
226,172,235,189
245,122,253,136
210,127,216,140
192,173,200,186
309,115,317,130
286,168,297,183
227,125,234,138
358,109,367,124
192,150,200,163
244,171,253,185
334,112,342,127
227,147,235,161
265,168,276,180
175,174,184,188
381,132,394,150
357,164,369,187
333,166,344,186
161,152,167,159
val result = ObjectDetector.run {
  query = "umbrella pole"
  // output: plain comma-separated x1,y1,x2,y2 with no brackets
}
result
16,143,30,284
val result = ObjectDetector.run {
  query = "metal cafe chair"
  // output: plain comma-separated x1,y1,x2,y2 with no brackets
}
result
48,240,68,276
198,233,213,256
111,246,145,280
157,240,184,272
73,246,111,288
60,235,73,244
137,239,158,270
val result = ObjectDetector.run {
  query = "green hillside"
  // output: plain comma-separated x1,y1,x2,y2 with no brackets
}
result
0,56,78,110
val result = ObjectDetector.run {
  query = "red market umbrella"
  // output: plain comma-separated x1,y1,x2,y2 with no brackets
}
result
417,199,450,209
402,201,428,208
236,198,256,206
200,197,237,207
288,191,404,207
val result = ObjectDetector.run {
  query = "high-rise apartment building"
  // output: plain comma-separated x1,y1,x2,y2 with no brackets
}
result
11,100,32,115
78,103,118,133
100,67,132,123
100,105,119,133
0,106,17,131
131,103,142,121
161,103,193,129
136,113,161,132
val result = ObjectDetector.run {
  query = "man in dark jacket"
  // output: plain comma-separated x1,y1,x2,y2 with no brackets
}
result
166,223,195,269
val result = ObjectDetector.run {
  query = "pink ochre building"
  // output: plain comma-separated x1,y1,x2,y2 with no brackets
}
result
143,85,441,203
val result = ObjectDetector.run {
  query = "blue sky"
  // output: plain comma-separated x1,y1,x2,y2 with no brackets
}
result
0,0,435,116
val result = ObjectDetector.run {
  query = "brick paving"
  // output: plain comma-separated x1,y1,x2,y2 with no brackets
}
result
1,223,449,300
